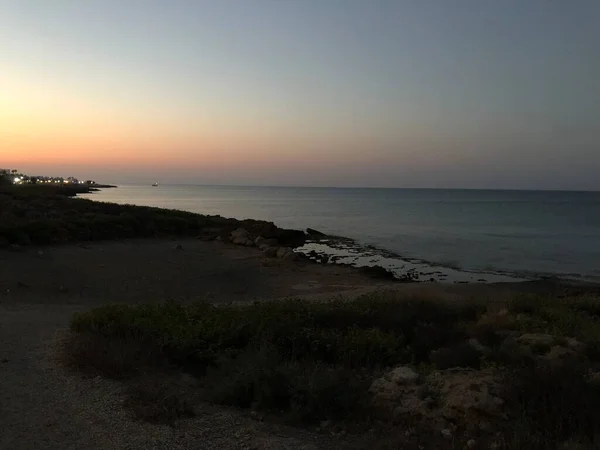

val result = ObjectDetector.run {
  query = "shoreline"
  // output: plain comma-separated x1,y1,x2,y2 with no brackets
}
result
81,186,599,286
3,183,598,287
298,234,600,285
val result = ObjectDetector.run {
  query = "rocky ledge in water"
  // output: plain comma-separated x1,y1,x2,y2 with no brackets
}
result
296,228,528,284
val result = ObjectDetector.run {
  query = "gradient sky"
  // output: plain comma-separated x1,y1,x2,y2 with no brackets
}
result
1,0,599,189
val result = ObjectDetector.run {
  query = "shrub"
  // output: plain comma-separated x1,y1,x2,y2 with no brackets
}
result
66,295,482,424
502,362,600,449
66,293,600,434
64,331,166,379
0,186,289,245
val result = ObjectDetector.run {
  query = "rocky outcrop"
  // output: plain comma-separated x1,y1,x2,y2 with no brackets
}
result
229,228,254,246
369,366,419,403
306,228,327,236
370,366,506,435
230,228,249,240
360,265,396,280
516,333,554,348
259,246,299,260
274,229,306,248
513,333,583,363
227,226,305,249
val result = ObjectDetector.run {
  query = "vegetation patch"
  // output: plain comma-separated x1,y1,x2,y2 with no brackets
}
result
64,293,600,448
0,185,296,246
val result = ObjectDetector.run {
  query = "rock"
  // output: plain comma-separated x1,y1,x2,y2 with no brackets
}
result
466,439,477,449
37,250,44,256
275,229,306,248
263,247,278,258
360,265,397,280
371,366,506,428
440,429,452,439
254,236,265,246
216,236,223,242
370,366,419,404
566,337,584,349
283,251,299,261
517,333,554,347
588,371,600,385
306,228,327,236
320,420,331,429
197,227,222,240
0,237,9,248
392,397,424,418
230,228,249,240
276,247,292,258
432,368,505,421
232,236,249,245
173,244,183,250
261,238,278,246
244,239,254,247
543,345,577,362
8,244,22,252
386,366,420,384
468,338,489,354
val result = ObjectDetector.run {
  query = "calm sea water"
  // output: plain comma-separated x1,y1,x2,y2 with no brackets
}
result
83,185,600,282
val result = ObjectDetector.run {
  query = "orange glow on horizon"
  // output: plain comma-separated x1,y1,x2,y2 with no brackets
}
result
1,70,425,175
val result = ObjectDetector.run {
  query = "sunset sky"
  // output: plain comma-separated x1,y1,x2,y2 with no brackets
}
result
1,0,599,189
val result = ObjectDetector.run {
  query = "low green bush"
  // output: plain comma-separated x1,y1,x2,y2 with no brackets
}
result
502,362,600,450
0,186,278,245
67,295,481,423
65,292,600,444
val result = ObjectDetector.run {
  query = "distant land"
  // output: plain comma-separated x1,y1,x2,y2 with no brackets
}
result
0,168,116,189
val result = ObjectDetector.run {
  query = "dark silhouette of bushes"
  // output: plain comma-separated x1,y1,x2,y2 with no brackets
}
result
0,185,281,246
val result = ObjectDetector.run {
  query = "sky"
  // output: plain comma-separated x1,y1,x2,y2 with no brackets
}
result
1,0,599,189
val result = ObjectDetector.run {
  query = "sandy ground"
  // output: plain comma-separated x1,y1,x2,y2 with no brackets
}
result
1,238,596,449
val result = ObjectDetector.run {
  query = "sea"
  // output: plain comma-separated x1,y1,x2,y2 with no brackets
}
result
82,185,600,284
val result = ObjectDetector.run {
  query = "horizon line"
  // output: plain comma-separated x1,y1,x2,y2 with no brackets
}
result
115,183,600,193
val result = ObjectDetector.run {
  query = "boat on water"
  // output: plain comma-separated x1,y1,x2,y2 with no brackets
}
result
152,182,159,187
